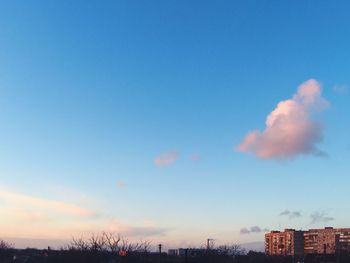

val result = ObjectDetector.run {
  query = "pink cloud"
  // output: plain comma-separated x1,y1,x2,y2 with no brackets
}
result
1,208,50,222
0,190,96,218
154,151,179,166
108,219,169,237
236,79,329,159
116,181,126,188
189,153,201,161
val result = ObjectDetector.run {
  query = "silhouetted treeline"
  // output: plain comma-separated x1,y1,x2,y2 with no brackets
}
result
0,239,14,262
2,234,350,263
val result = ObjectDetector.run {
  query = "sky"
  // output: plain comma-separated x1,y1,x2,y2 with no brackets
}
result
0,0,350,250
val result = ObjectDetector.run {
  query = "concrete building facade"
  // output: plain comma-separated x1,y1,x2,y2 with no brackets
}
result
337,228,350,252
265,229,304,256
266,227,350,256
304,227,350,255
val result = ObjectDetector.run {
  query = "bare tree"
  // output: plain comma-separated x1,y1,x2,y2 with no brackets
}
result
102,231,121,253
130,239,152,253
69,232,151,254
0,239,13,250
70,236,89,251
88,233,107,252
217,244,246,256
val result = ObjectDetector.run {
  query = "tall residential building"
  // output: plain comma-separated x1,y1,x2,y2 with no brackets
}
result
304,227,350,254
304,229,318,254
265,229,304,256
337,228,350,252
266,227,350,256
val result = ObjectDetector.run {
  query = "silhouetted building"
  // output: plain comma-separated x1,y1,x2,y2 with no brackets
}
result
168,248,206,257
265,229,304,256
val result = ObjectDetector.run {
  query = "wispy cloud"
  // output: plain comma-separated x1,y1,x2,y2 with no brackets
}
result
154,151,179,166
0,189,99,240
333,84,349,94
189,153,201,161
124,226,169,237
240,228,251,234
108,219,170,237
0,190,96,218
1,208,50,222
279,209,302,219
310,211,334,224
240,226,269,235
236,79,329,159
0,189,170,241
116,181,126,189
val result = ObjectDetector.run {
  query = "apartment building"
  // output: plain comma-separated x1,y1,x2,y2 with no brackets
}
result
266,227,350,256
304,229,318,254
265,229,304,256
304,227,350,254
337,228,350,252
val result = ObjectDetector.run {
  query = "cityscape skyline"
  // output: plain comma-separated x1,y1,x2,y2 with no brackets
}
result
0,1,350,250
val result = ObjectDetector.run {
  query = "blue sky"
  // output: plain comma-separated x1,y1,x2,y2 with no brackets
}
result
0,0,349,249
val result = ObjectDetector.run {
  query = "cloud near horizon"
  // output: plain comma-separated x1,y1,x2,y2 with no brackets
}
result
236,79,329,159
104,219,171,239
0,189,96,218
310,211,334,224
0,189,100,240
240,226,269,235
0,189,170,241
154,151,179,166
279,209,302,219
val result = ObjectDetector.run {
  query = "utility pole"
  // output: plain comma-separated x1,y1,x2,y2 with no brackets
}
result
207,238,214,250
158,244,162,263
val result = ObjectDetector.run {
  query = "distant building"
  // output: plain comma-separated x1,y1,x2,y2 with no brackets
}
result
265,229,304,256
167,248,206,257
304,227,336,254
266,227,350,256
304,227,350,254
167,249,177,256
337,228,350,252
304,229,318,254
